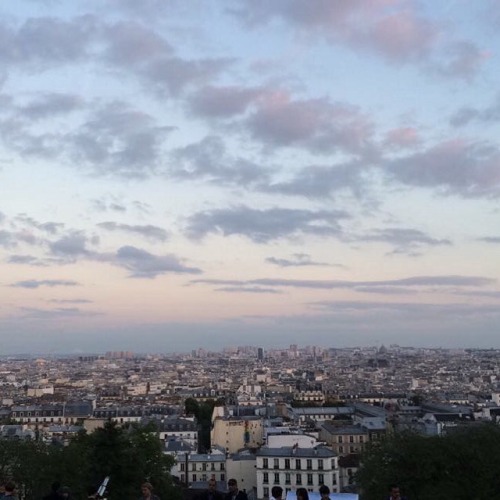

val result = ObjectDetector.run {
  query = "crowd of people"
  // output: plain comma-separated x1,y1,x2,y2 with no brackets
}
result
0,477,406,499
196,479,407,500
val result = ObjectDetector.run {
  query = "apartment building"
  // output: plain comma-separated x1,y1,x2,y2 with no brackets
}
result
256,446,339,499
319,424,368,456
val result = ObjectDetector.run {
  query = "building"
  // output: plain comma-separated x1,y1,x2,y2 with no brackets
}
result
319,424,368,456
173,452,226,487
256,446,339,499
211,415,264,453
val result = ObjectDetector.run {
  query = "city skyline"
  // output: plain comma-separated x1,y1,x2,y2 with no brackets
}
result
1,1,500,354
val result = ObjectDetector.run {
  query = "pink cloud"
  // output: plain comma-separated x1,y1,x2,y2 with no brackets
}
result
246,90,374,154
189,85,264,117
231,0,484,77
387,139,500,197
430,41,490,81
362,9,436,62
384,127,421,149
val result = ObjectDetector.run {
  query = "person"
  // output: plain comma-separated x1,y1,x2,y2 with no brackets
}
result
319,485,331,500
199,479,223,500
139,482,160,500
43,482,61,500
225,479,248,500
271,486,283,500
59,486,71,499
296,488,309,500
388,484,407,500
2,482,17,499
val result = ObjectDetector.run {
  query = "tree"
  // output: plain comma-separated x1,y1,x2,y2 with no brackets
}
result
184,397,216,452
356,424,500,500
0,423,181,500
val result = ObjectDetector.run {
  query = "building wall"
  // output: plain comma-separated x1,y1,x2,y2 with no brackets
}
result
226,457,257,494
211,418,264,453
173,454,226,486
256,454,339,499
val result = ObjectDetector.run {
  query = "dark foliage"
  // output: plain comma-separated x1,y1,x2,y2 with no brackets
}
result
0,422,181,500
356,423,500,500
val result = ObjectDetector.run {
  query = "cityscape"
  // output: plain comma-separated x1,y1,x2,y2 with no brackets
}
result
2,344,500,497
1,0,500,498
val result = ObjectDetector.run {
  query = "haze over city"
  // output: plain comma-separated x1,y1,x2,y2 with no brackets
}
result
1,1,499,354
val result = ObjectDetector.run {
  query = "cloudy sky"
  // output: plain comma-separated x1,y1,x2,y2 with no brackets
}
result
1,0,499,354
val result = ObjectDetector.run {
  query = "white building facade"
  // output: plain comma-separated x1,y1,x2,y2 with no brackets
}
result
256,447,339,499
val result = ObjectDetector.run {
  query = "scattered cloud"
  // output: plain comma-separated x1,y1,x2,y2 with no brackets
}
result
171,135,268,186
113,245,201,278
11,279,80,289
385,139,500,197
8,254,47,266
186,205,349,242
189,85,263,118
18,92,84,120
215,286,283,294
261,160,372,199
18,306,101,319
384,127,421,150
244,91,374,155
49,231,98,259
0,15,98,67
430,41,488,81
97,221,168,242
450,94,500,127
229,0,484,79
478,236,500,244
0,230,16,248
193,275,494,290
356,227,452,254
67,102,175,177
266,253,333,268
14,215,64,235
48,298,93,304
91,198,127,213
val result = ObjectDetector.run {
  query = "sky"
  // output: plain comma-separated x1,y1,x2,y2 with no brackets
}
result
0,0,499,354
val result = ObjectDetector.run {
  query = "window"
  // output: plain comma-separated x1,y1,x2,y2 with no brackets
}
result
192,474,197,482
296,474,302,485
285,473,291,485
191,464,196,471
203,463,207,471
263,473,269,484
263,488,269,498
307,474,313,486
306,459,312,470
221,474,225,482
274,473,280,484
318,474,324,484
180,463,185,472
263,458,269,469
318,459,323,470
274,458,279,469
220,463,225,471
285,459,290,469
349,435,354,443
202,474,207,482
339,446,344,454
295,459,301,470
359,436,364,443
350,446,355,453
338,436,343,443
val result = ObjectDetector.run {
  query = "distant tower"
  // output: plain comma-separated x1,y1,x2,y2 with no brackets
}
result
257,347,264,361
